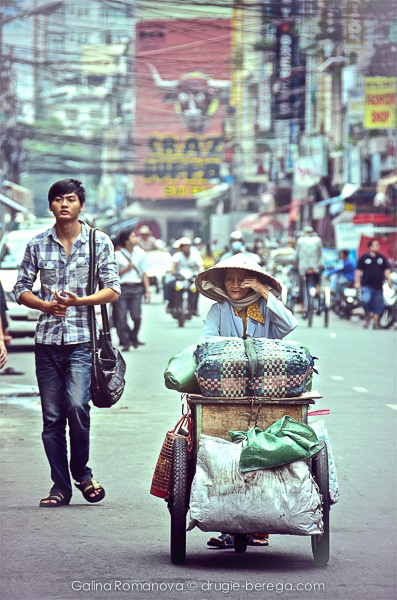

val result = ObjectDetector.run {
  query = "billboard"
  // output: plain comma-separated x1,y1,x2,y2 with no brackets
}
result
134,19,232,200
364,77,396,129
273,5,306,122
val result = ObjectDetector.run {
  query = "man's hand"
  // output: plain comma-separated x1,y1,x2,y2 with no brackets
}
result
0,341,7,369
144,290,151,303
54,289,80,307
43,300,68,317
354,281,361,290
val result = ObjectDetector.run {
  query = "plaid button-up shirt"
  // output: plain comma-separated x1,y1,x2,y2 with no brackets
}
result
14,222,121,345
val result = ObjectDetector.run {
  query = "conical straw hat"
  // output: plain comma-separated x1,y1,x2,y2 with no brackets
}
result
196,252,282,302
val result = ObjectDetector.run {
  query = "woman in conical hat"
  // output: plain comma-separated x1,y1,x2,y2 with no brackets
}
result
196,253,297,342
196,253,298,549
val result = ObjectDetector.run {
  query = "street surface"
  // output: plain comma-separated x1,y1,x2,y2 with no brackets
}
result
0,294,396,600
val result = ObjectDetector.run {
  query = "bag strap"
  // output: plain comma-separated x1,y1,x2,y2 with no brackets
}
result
88,228,98,352
243,334,258,396
88,228,112,345
119,248,142,280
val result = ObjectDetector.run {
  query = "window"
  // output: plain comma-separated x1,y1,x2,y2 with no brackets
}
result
90,108,103,119
65,109,78,120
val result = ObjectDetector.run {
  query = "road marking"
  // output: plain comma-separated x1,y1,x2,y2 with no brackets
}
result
331,375,345,381
330,333,337,338
353,386,369,393
386,404,397,410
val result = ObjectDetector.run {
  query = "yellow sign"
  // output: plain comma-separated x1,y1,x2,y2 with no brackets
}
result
364,78,396,129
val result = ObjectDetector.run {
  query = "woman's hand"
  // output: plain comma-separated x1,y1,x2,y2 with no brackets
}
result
240,277,269,300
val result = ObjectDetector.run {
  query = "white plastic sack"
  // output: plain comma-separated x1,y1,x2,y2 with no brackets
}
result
309,419,340,505
188,434,323,536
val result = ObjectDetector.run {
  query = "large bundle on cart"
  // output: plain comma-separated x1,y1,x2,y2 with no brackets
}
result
194,336,315,398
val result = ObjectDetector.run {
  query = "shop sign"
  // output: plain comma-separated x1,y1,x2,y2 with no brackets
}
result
345,0,365,51
364,77,396,129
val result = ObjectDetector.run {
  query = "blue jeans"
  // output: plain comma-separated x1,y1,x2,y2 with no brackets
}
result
329,273,352,300
35,343,92,497
361,286,384,316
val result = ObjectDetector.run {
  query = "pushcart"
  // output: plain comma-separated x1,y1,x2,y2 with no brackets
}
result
167,390,330,566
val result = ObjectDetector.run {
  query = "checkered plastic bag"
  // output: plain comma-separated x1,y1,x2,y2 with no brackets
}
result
194,336,315,398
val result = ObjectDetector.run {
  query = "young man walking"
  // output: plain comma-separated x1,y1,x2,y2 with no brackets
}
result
14,179,120,507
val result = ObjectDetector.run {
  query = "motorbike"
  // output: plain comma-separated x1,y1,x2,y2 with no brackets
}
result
331,283,361,320
380,270,397,329
170,268,198,327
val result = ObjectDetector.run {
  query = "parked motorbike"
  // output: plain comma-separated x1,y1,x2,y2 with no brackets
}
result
332,283,361,320
380,271,397,329
171,268,198,327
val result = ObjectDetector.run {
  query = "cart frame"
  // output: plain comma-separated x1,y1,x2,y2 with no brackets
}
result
168,390,330,566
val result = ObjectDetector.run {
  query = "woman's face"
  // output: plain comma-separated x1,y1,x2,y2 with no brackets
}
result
224,268,249,300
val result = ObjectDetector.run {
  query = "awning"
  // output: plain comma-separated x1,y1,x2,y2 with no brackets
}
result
352,213,397,226
0,193,30,214
194,183,229,208
317,183,361,207
235,213,284,233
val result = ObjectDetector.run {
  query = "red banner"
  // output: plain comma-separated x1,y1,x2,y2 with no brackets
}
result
134,19,232,200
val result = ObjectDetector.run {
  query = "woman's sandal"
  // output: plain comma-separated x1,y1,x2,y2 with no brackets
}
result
74,478,105,503
207,533,234,548
39,492,70,508
248,535,269,547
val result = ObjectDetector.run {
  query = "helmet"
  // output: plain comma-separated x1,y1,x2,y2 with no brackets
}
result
138,225,151,235
178,236,192,246
230,230,244,241
194,237,202,245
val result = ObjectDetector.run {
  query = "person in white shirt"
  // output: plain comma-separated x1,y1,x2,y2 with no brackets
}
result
115,229,150,350
164,237,203,315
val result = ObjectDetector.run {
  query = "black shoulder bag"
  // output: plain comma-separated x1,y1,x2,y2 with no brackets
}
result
88,228,126,408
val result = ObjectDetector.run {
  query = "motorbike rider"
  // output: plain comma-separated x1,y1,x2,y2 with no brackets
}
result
219,231,260,263
295,226,323,313
326,249,356,301
164,237,203,315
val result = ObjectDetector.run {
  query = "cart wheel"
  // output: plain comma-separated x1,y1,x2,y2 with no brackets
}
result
234,534,248,554
311,442,330,566
307,296,314,327
170,437,189,564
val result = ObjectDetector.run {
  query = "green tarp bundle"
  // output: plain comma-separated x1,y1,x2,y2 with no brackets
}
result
164,345,201,393
229,415,323,471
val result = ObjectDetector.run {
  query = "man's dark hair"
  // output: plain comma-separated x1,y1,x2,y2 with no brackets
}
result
48,179,86,206
118,228,134,248
340,249,349,258
368,239,379,249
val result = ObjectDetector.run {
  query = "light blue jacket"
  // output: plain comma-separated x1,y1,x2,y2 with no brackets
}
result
199,294,297,343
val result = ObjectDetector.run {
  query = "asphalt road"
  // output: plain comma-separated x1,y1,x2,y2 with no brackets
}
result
0,294,396,600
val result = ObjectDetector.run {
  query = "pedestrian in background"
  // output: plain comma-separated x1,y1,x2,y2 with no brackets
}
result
115,228,151,350
14,178,120,507
355,239,391,329
0,281,9,369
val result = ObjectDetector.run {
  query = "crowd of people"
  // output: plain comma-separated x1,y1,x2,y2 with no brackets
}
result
0,176,394,513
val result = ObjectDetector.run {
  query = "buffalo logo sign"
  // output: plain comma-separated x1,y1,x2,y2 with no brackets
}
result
149,64,231,134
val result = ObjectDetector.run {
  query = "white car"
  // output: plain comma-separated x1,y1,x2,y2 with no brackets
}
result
0,220,55,339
